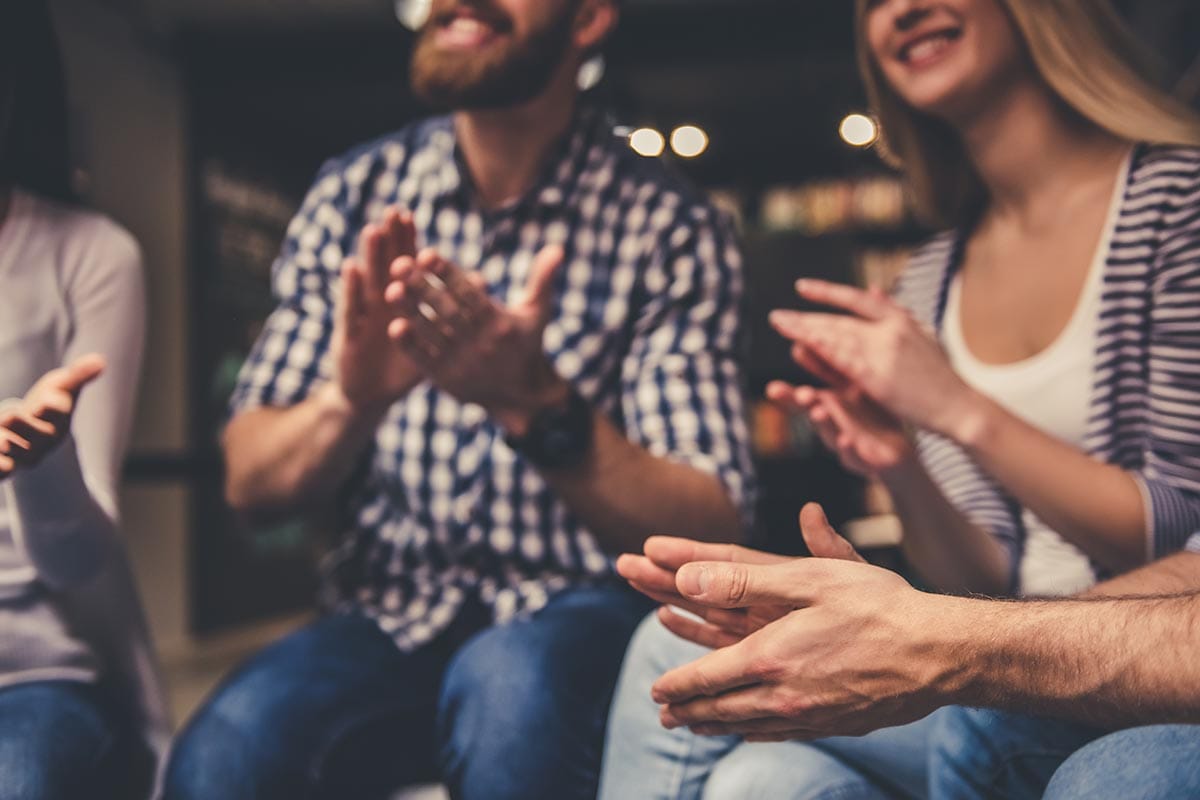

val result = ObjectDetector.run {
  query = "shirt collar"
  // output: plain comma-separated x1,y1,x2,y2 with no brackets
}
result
429,104,611,213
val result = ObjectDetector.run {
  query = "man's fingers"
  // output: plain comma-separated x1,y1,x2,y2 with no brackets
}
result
361,224,390,298
339,259,366,330
443,263,495,322
657,607,742,650
794,278,892,321
675,560,812,610
519,244,564,320
660,684,779,728
651,639,762,704
643,536,789,572
387,208,418,261
388,316,448,369
798,503,866,563
690,718,821,741
616,554,680,594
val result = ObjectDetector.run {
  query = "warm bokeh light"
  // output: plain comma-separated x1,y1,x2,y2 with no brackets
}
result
629,128,667,158
839,113,879,148
670,125,710,158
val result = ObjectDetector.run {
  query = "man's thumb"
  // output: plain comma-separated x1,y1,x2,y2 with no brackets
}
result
799,503,866,564
519,244,564,319
676,561,798,609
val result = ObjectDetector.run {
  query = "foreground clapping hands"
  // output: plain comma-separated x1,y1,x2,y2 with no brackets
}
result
622,504,953,742
0,355,106,479
385,243,568,436
769,279,985,448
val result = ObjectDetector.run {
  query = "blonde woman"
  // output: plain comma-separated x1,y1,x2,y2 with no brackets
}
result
600,0,1200,798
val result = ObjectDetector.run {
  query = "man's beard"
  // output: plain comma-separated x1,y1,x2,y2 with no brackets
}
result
410,1,578,111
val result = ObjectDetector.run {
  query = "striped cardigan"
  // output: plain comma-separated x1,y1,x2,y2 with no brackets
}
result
893,144,1200,589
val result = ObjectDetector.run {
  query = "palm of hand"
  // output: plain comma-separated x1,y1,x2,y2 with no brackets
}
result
434,305,552,410
334,210,424,411
335,298,421,406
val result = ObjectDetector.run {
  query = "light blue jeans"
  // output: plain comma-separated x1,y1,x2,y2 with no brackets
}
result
1044,725,1200,800
927,707,1102,799
599,614,943,800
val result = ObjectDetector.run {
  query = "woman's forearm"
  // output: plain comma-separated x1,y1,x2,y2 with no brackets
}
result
882,458,1011,596
948,392,1145,572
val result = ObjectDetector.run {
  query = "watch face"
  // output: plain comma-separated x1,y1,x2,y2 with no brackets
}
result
518,390,594,469
544,427,577,461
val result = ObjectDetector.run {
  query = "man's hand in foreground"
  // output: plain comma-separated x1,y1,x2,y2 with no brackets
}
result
644,508,963,742
617,504,863,648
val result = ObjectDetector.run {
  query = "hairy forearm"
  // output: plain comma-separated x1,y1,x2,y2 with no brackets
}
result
540,413,743,554
883,460,1011,596
223,383,384,524
953,394,1145,572
933,592,1200,727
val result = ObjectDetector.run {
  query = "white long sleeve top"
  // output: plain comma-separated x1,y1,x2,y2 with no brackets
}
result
0,188,169,769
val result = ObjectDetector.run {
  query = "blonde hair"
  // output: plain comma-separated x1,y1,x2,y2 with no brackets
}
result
855,0,1200,228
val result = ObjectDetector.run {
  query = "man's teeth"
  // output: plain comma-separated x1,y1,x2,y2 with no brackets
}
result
907,34,954,63
449,18,490,36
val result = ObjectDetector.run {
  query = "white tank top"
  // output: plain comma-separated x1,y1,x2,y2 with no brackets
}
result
941,152,1130,597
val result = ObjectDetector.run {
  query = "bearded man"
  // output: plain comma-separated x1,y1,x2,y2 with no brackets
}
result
163,1,755,798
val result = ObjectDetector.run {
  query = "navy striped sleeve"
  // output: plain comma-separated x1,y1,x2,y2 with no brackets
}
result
1138,148,1200,559
894,235,1023,585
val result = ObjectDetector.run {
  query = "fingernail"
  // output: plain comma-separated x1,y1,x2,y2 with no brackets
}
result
769,310,786,326
795,279,810,291
678,565,709,597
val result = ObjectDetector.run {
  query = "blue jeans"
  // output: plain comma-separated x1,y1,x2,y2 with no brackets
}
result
1044,725,1200,800
928,708,1104,800
164,584,650,800
600,614,944,800
0,680,141,800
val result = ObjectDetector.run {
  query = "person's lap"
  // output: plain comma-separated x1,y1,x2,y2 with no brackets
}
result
1043,725,1200,800
927,707,1105,800
600,613,941,800
165,583,649,800
0,680,131,800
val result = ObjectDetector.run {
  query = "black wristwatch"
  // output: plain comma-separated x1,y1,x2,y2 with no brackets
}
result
505,387,594,470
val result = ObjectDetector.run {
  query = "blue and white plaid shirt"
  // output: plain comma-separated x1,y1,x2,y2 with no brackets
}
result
230,106,756,650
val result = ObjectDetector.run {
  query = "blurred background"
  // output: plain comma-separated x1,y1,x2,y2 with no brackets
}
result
47,0,1200,720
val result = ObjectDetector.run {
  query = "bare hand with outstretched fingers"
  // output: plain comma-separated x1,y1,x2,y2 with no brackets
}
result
766,379,915,479
0,354,106,480
385,244,570,436
619,504,866,650
649,510,949,743
333,207,424,414
771,279,985,442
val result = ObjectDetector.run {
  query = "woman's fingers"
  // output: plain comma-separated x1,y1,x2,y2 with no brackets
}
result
789,343,849,389
794,278,893,321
